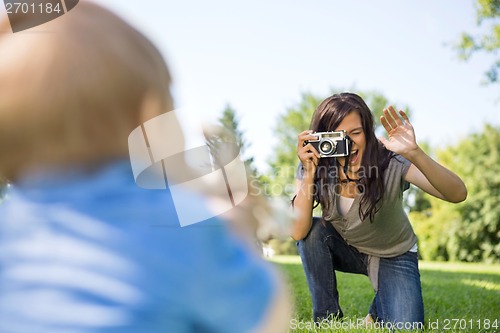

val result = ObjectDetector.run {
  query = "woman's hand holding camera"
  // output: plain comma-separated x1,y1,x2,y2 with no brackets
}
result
297,130,321,177
292,130,321,241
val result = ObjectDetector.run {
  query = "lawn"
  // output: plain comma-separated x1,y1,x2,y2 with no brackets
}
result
269,255,500,332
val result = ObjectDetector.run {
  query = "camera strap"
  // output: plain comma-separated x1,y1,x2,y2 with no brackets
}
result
343,135,356,183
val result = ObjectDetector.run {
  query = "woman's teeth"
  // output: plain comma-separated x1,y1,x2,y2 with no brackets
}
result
350,150,358,162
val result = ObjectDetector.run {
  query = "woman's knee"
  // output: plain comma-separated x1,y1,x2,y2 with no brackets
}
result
305,217,327,240
297,217,328,251
376,252,424,325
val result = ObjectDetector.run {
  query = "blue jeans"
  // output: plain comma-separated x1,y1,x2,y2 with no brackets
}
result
297,217,424,328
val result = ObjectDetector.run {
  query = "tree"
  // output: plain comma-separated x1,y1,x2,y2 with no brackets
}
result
405,142,433,213
441,124,500,262
454,0,500,84
268,92,323,197
411,124,500,263
207,104,257,176
218,104,247,152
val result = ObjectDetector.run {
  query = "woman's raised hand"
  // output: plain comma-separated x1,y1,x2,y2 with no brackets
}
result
297,130,321,176
379,106,419,157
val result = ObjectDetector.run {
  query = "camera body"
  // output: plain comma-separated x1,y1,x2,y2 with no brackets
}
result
307,130,350,158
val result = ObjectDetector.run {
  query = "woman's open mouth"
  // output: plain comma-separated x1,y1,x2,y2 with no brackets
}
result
349,149,359,164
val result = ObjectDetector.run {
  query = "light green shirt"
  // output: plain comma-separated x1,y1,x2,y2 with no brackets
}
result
328,155,417,257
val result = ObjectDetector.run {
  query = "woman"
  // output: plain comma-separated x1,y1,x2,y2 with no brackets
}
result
0,3,289,332
292,93,466,328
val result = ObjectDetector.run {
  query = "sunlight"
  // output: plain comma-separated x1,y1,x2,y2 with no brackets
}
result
460,278,500,291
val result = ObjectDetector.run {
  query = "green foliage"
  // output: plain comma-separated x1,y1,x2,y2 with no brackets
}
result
476,0,500,22
405,142,433,213
440,124,500,262
410,205,457,261
218,104,246,150
455,0,500,83
269,92,323,197
411,124,500,263
267,238,299,255
213,104,258,175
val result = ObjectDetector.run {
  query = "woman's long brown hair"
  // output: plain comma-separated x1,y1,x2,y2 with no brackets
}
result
310,92,394,223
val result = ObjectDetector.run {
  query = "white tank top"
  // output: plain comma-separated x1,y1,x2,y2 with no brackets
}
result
337,195,354,217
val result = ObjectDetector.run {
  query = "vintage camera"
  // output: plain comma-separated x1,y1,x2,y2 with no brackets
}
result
306,130,350,158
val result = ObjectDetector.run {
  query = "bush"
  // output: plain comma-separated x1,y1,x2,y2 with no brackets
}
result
267,238,299,256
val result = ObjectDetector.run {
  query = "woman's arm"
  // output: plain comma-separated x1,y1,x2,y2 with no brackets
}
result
291,175,315,240
380,106,467,203
404,148,467,203
290,131,321,240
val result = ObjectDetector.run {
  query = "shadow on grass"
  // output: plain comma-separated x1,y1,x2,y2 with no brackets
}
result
421,268,499,322
271,257,500,332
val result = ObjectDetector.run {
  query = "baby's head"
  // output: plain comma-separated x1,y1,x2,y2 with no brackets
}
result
0,2,173,181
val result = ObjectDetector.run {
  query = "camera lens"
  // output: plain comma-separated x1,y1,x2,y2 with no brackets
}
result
319,139,335,155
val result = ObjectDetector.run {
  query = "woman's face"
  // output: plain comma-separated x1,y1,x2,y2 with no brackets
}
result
334,111,366,173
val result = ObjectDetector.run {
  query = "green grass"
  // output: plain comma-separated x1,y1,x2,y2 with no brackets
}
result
269,255,500,332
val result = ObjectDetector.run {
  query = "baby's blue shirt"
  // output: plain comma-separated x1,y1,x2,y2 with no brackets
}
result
0,161,275,333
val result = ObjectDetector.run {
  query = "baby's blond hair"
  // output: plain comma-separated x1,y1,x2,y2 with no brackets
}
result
0,2,173,181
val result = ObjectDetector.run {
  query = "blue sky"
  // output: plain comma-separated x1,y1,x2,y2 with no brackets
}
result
5,0,499,172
